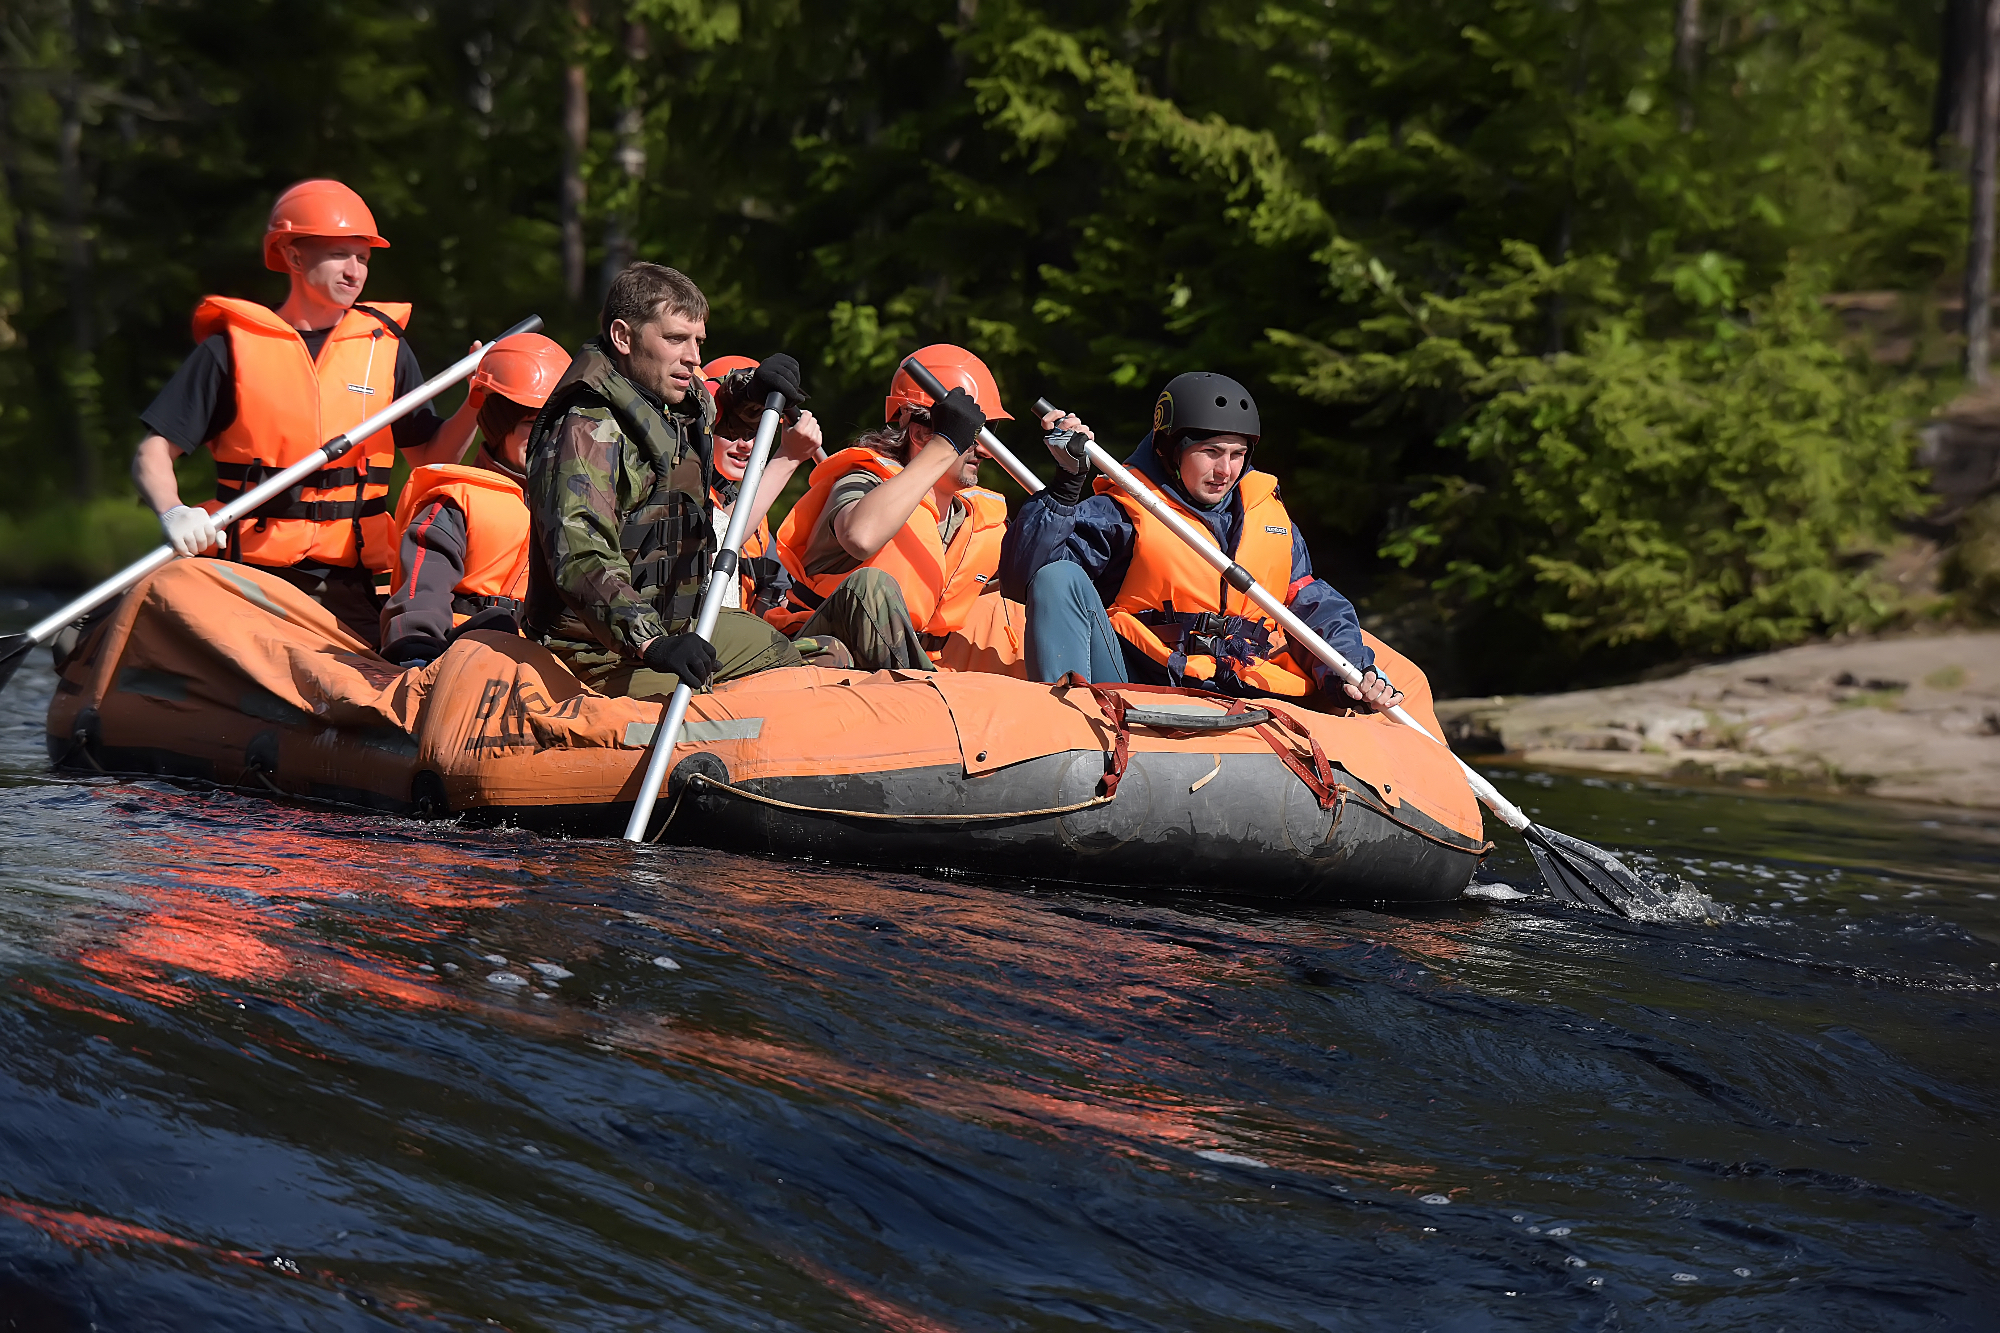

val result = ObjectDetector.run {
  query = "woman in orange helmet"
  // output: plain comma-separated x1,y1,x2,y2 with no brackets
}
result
770,344,1025,673
378,332,571,667
700,355,818,618
129,180,482,647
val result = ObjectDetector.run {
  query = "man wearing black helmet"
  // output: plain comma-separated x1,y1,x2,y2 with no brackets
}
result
997,371,1404,711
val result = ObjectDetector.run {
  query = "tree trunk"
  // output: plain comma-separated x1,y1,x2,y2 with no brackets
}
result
561,0,590,306
57,3,101,499
1672,0,1700,131
1967,0,2000,385
599,17,648,294
1937,0,1985,169
0,77,34,319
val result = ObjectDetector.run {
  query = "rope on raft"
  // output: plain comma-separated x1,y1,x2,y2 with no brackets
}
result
661,772,1116,829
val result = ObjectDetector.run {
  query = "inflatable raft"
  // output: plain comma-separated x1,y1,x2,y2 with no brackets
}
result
45,561,1491,905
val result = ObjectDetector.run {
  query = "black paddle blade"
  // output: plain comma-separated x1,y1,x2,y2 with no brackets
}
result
1523,822,1674,918
0,633,33,695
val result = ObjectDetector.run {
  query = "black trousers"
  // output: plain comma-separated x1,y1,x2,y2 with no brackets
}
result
257,563,385,649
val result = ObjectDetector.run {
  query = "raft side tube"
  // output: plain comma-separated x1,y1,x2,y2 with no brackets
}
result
477,750,1483,905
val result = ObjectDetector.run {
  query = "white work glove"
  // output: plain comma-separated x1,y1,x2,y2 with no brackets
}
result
159,505,221,557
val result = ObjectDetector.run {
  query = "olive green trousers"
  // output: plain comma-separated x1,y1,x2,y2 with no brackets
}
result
561,609,804,700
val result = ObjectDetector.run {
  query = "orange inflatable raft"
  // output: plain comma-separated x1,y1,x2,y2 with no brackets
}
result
45,561,1491,905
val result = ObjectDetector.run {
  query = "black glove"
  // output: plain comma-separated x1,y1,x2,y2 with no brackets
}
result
748,353,808,411
928,386,986,455
1044,423,1089,475
713,368,767,437
382,633,448,670
642,630,720,689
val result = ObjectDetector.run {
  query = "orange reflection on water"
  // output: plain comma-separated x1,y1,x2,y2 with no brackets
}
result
0,1194,258,1265
61,811,537,1020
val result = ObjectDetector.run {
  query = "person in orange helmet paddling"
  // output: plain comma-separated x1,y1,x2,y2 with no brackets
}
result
701,354,814,619
770,344,1029,674
130,179,481,647
377,332,573,668
701,354,854,667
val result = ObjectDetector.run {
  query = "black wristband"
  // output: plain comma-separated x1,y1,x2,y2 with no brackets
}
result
1047,469,1090,506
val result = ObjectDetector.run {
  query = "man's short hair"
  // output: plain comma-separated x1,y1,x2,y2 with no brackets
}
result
600,262,708,343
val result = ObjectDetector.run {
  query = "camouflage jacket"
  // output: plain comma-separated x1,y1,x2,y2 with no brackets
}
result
522,340,716,657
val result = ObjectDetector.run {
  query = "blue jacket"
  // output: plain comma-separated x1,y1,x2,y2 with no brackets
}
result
997,433,1376,690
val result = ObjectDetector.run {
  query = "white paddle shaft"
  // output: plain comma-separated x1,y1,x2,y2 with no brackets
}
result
1077,440,1531,832
622,391,789,842
22,314,545,646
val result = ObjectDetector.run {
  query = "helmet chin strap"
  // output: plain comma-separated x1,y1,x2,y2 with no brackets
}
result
477,443,526,486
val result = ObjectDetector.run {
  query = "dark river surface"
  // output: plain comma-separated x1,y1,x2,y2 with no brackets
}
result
0,597,1995,1331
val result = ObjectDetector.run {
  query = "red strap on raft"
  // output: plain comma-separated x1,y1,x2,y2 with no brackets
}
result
1057,676,1346,809
1059,674,1134,798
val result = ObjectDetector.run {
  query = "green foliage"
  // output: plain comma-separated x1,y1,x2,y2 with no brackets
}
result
0,497,162,587
1303,256,1927,652
0,0,1962,685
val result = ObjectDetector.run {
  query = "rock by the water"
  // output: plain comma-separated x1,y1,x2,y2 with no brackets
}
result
1435,632,2000,807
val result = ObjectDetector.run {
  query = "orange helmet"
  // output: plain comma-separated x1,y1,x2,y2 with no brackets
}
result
469,332,571,408
262,179,391,272
702,354,759,397
884,344,1011,423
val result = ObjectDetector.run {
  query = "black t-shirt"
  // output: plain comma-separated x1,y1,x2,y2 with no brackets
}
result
140,311,445,456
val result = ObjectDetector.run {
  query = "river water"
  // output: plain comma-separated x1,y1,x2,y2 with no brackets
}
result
0,599,1995,1331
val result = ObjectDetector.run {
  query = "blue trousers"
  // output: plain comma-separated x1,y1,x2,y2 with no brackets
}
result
1024,562,1130,684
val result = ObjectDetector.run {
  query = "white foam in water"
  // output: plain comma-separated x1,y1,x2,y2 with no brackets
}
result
482,954,508,965
1419,1194,1451,1205
1672,1272,1698,1283
487,971,527,988
1734,1267,1753,1277
652,955,681,970
529,962,573,980
1464,883,1530,902
1195,1149,1268,1168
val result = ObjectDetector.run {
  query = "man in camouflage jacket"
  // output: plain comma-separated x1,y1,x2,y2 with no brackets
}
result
523,262,808,697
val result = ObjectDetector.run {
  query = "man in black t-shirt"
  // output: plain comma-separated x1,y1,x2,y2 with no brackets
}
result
130,180,478,645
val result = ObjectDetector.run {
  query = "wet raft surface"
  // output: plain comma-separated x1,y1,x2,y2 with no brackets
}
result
3,608,1999,1329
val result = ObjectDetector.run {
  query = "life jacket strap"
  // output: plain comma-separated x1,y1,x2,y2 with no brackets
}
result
215,460,393,494
215,487,390,524
1133,609,1273,678
451,593,525,616
783,579,827,613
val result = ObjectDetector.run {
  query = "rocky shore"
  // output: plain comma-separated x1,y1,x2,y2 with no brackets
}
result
1434,632,2000,808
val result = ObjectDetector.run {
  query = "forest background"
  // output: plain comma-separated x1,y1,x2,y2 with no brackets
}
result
0,0,1985,693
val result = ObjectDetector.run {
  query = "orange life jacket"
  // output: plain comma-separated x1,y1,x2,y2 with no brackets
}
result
927,584,1029,678
709,485,782,613
195,296,410,572
1100,468,1316,697
771,447,1009,643
389,463,530,624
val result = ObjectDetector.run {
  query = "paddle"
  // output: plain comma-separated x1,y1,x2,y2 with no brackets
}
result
0,314,546,695
894,355,1046,495
622,389,790,843
1023,392,1670,919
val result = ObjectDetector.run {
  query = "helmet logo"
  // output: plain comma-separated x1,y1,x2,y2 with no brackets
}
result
1153,391,1173,433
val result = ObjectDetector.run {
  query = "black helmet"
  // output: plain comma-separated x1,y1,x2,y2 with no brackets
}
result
1151,371,1260,443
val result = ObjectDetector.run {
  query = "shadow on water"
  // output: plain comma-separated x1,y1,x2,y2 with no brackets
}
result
0,597,1994,1330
